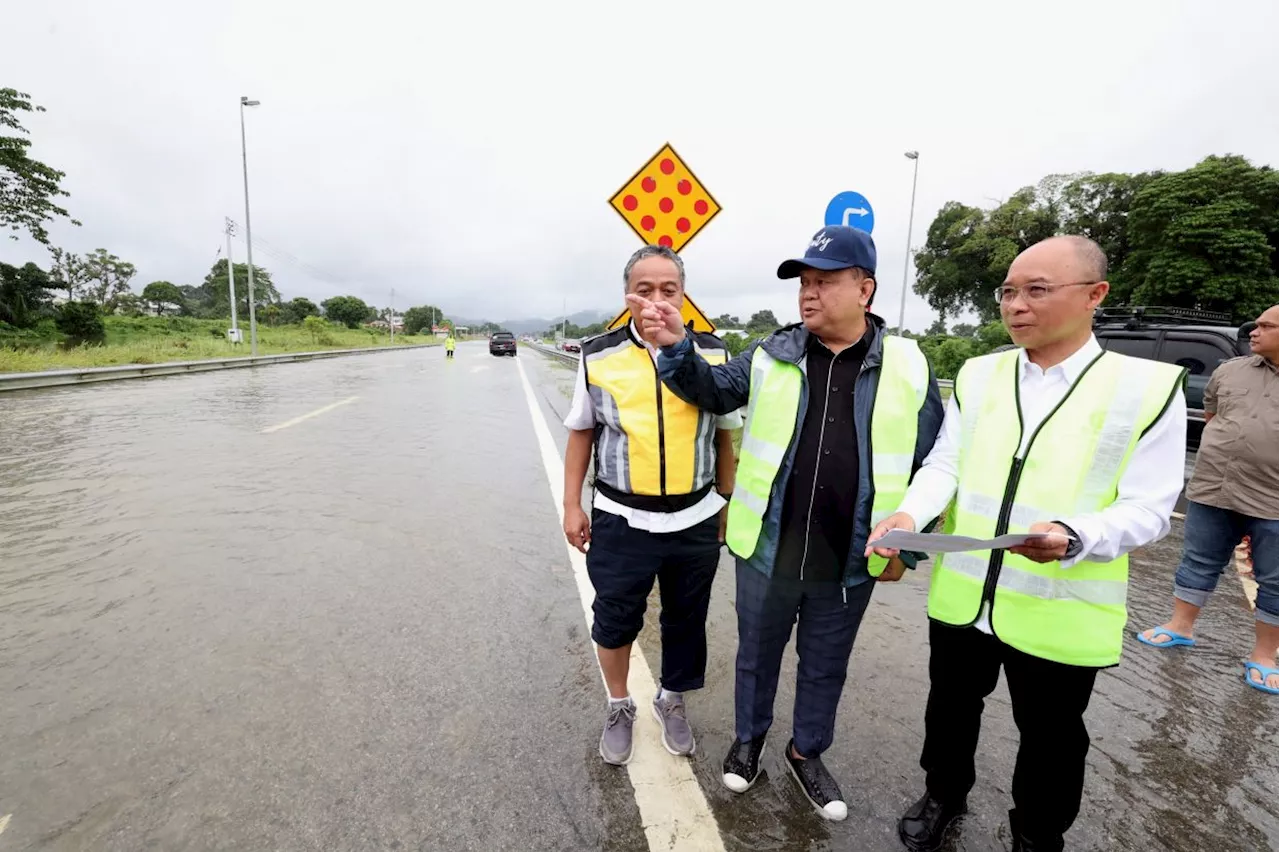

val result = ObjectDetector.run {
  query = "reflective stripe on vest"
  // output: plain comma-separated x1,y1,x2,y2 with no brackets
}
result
927,349,1184,667
586,332,726,497
725,335,930,578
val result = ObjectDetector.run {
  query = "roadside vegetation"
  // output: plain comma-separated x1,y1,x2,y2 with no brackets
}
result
0,315,428,372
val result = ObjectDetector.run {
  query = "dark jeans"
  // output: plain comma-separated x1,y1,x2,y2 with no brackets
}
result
585,510,719,692
1175,500,1279,625
734,561,875,758
922,622,1098,843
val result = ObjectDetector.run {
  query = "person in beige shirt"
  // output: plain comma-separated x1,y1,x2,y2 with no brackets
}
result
1139,305,1280,695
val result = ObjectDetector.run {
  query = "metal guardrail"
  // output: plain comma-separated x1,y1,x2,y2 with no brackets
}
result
0,342,441,393
528,342,1206,422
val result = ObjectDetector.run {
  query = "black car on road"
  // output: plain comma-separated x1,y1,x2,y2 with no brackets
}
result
1092,306,1253,448
489,331,517,357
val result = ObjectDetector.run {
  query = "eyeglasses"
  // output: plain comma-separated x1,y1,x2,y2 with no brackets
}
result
993,281,1099,304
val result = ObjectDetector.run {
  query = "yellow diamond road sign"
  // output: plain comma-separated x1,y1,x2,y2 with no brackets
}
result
609,143,722,255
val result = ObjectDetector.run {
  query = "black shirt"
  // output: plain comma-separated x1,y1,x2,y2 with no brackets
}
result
773,327,872,582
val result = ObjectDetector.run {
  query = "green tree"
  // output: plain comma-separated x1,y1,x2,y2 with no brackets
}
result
950,322,977,339
0,261,54,327
914,185,1060,323
722,332,756,357
1116,155,1278,321
81,248,137,311
113,293,146,317
55,300,104,341
281,297,320,324
200,260,280,319
402,304,444,334
0,89,80,245
746,310,780,334
141,281,184,315
303,314,335,344
713,313,742,328
322,295,371,328
1058,171,1160,278
926,317,947,336
48,246,89,300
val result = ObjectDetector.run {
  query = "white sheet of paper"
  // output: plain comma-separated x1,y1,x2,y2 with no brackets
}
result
868,529,1063,554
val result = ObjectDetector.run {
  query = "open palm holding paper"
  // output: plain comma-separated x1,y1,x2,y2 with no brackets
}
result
866,514,1069,561
625,294,685,347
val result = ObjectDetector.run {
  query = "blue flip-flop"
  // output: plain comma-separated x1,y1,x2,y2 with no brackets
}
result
1135,627,1196,648
1243,661,1280,695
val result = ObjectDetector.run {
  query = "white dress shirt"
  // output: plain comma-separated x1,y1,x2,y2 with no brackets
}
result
564,324,744,533
897,336,1187,633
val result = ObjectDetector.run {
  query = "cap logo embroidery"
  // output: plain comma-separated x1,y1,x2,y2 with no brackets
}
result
810,232,833,252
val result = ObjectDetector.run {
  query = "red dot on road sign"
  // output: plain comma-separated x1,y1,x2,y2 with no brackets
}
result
694,199,709,216
676,217,691,233
660,158,675,175
642,176,657,193
623,195,638,211
658,235,674,248
677,180,692,195
659,197,674,214
641,215,656,231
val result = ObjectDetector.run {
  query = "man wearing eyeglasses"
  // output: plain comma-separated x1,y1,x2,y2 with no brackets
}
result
868,236,1187,852
1137,305,1279,696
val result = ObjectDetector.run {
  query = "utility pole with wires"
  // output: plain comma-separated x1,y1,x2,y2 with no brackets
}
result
224,218,241,343
389,288,395,343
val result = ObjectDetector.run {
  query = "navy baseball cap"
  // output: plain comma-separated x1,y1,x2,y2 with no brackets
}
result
777,225,877,279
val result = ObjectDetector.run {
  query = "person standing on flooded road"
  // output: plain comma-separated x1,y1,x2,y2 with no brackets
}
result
868,236,1187,852
630,225,944,822
562,245,741,767
1138,305,1280,696
444,332,456,359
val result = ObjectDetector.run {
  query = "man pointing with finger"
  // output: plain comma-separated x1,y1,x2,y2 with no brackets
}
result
634,225,944,821
868,236,1187,852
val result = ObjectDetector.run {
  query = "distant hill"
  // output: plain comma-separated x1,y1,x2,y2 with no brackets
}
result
449,310,613,335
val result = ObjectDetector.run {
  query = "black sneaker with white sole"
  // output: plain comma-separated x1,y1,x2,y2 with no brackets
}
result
784,739,848,821
721,735,766,793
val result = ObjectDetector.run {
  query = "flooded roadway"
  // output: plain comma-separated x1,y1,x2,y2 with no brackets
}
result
0,343,1275,851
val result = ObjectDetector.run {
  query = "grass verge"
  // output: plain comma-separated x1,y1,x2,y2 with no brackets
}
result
0,317,434,373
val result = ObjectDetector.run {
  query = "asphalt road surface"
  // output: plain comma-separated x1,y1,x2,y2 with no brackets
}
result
0,342,1274,851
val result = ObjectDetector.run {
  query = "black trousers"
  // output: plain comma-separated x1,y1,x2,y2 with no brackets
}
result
921,621,1099,842
585,510,720,692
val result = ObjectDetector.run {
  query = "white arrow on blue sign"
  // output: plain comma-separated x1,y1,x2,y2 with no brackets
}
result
824,191,875,234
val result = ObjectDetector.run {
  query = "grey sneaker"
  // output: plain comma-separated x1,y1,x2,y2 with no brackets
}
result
652,692,696,756
600,700,636,765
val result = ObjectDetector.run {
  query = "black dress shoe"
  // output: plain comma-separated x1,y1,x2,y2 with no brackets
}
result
721,735,766,793
898,790,966,851
784,739,848,821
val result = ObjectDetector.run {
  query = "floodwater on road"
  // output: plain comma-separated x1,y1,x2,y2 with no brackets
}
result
0,343,1275,851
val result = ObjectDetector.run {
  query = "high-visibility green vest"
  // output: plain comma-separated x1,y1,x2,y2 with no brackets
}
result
725,335,930,578
928,348,1185,667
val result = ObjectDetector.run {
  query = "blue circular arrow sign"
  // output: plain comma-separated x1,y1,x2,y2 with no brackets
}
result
824,191,875,234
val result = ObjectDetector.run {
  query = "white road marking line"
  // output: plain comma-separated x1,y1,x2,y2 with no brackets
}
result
261,396,359,434
471,366,490,373
515,359,726,852
1172,511,1185,521
0,814,9,835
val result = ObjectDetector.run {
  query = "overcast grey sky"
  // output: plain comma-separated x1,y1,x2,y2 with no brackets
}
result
6,0,1278,328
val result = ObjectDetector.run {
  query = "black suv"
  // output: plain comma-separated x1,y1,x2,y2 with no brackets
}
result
489,331,517,357
1093,306,1253,448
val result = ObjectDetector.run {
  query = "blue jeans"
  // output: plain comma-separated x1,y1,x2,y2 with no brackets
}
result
1175,501,1278,626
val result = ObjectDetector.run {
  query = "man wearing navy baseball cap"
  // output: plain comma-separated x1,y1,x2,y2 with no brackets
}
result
628,225,945,821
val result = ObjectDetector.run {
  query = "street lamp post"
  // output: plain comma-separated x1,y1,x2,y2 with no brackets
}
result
898,150,920,337
239,96,261,356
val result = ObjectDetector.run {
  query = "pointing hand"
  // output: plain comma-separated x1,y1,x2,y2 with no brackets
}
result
625,294,686,347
